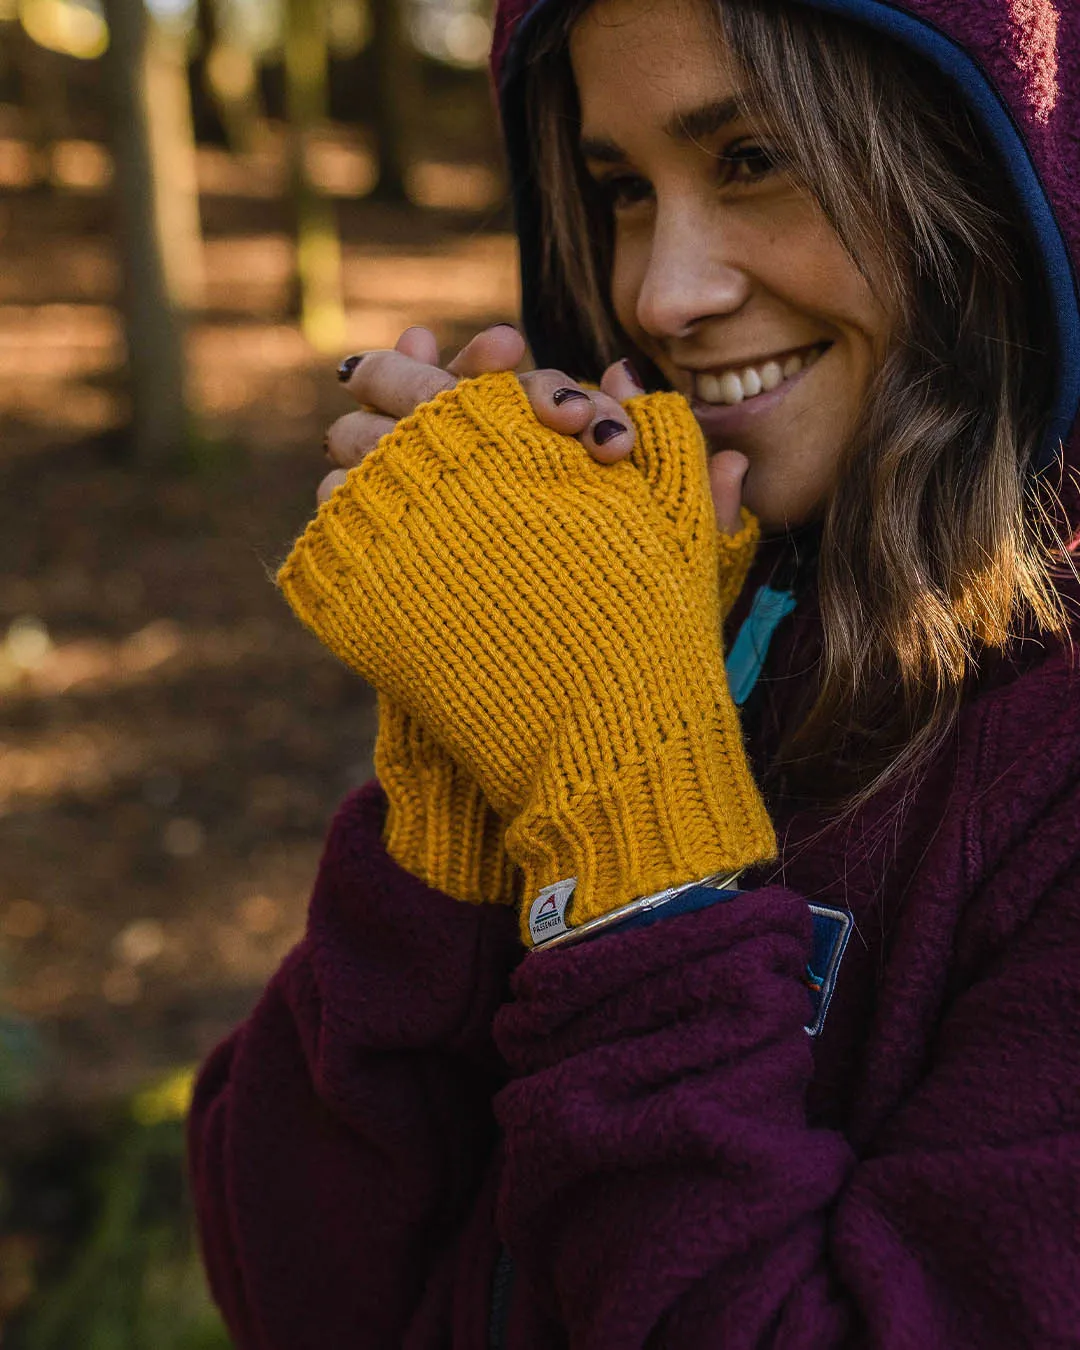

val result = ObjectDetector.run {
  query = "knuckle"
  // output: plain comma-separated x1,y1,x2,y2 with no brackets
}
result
417,368,455,404
532,368,574,390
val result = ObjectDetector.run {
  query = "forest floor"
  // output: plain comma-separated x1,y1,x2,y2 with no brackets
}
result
0,110,517,1340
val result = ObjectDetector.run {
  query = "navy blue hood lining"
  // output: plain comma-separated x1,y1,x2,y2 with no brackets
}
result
498,0,1080,474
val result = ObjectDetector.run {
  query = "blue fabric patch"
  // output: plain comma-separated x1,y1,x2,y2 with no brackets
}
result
725,585,797,706
805,903,854,1036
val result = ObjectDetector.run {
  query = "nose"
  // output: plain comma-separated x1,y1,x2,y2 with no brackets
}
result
634,202,753,340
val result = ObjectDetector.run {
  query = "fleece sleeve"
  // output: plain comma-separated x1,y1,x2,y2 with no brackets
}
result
492,856,1080,1346
186,782,521,1350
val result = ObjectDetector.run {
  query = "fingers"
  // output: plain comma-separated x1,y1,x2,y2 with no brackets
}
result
708,451,749,535
599,357,644,405
581,397,637,462
326,323,520,476
337,323,524,419
322,322,520,497
579,359,641,461
317,469,348,505
394,326,439,365
331,338,644,479
324,409,397,469
518,367,638,462
518,369,595,436
339,349,456,419
446,324,526,378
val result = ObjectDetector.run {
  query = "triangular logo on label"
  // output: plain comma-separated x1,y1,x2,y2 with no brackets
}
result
528,878,577,945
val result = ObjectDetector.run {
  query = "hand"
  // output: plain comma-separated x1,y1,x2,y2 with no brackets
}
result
319,325,748,535
280,372,774,938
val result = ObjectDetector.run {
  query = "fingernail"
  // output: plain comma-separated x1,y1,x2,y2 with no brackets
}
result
622,359,643,389
593,419,628,446
491,322,519,331
337,354,364,382
553,386,589,406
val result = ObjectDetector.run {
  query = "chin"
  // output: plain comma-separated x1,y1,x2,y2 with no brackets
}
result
740,471,822,536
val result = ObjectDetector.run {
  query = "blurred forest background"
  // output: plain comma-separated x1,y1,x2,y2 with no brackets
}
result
0,0,517,1340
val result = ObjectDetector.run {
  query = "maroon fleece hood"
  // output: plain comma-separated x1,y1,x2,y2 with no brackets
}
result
491,0,1080,482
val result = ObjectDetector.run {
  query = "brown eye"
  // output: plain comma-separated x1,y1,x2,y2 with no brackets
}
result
720,143,778,184
596,173,653,210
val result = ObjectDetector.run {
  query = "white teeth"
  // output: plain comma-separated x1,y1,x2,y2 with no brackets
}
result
695,344,825,406
759,360,782,391
717,372,745,404
697,372,724,403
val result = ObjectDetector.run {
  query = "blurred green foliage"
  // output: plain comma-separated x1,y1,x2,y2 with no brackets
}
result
2,1071,231,1350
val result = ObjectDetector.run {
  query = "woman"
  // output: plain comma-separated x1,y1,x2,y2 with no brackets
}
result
188,0,1080,1345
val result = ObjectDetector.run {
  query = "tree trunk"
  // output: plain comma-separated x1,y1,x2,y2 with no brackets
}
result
284,0,345,352
368,0,414,202
195,0,265,156
100,0,204,464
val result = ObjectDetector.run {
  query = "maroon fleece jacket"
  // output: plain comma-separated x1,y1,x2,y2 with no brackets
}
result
188,0,1080,1344
188,625,1080,1346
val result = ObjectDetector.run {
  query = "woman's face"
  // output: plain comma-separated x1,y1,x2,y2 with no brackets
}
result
569,0,893,530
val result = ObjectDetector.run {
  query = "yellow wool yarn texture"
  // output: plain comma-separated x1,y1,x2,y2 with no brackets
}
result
374,693,517,905
278,371,776,940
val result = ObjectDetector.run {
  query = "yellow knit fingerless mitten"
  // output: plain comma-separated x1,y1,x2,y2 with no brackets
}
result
279,372,775,941
375,695,516,905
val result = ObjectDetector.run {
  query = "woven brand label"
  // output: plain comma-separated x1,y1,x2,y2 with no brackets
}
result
528,878,577,944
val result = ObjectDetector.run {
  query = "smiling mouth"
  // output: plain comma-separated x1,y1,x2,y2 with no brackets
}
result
692,342,830,406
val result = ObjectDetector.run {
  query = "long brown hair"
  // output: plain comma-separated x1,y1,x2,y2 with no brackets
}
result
523,0,1069,807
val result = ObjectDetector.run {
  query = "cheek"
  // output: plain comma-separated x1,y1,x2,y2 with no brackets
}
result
801,238,893,355
608,237,647,337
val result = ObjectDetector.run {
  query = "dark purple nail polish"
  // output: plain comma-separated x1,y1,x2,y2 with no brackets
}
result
622,358,643,389
553,386,590,406
337,354,364,382
593,419,628,446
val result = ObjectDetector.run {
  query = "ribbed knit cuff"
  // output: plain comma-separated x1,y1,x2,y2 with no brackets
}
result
717,508,760,617
506,698,776,944
375,695,517,906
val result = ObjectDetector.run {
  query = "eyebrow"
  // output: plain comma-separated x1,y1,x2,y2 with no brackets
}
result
579,95,746,163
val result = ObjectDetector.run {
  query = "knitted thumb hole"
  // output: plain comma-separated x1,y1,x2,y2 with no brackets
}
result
623,391,714,550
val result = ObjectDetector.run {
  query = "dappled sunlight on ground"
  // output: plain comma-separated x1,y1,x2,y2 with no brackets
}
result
0,112,519,1107
0,452,376,1090
0,138,519,454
